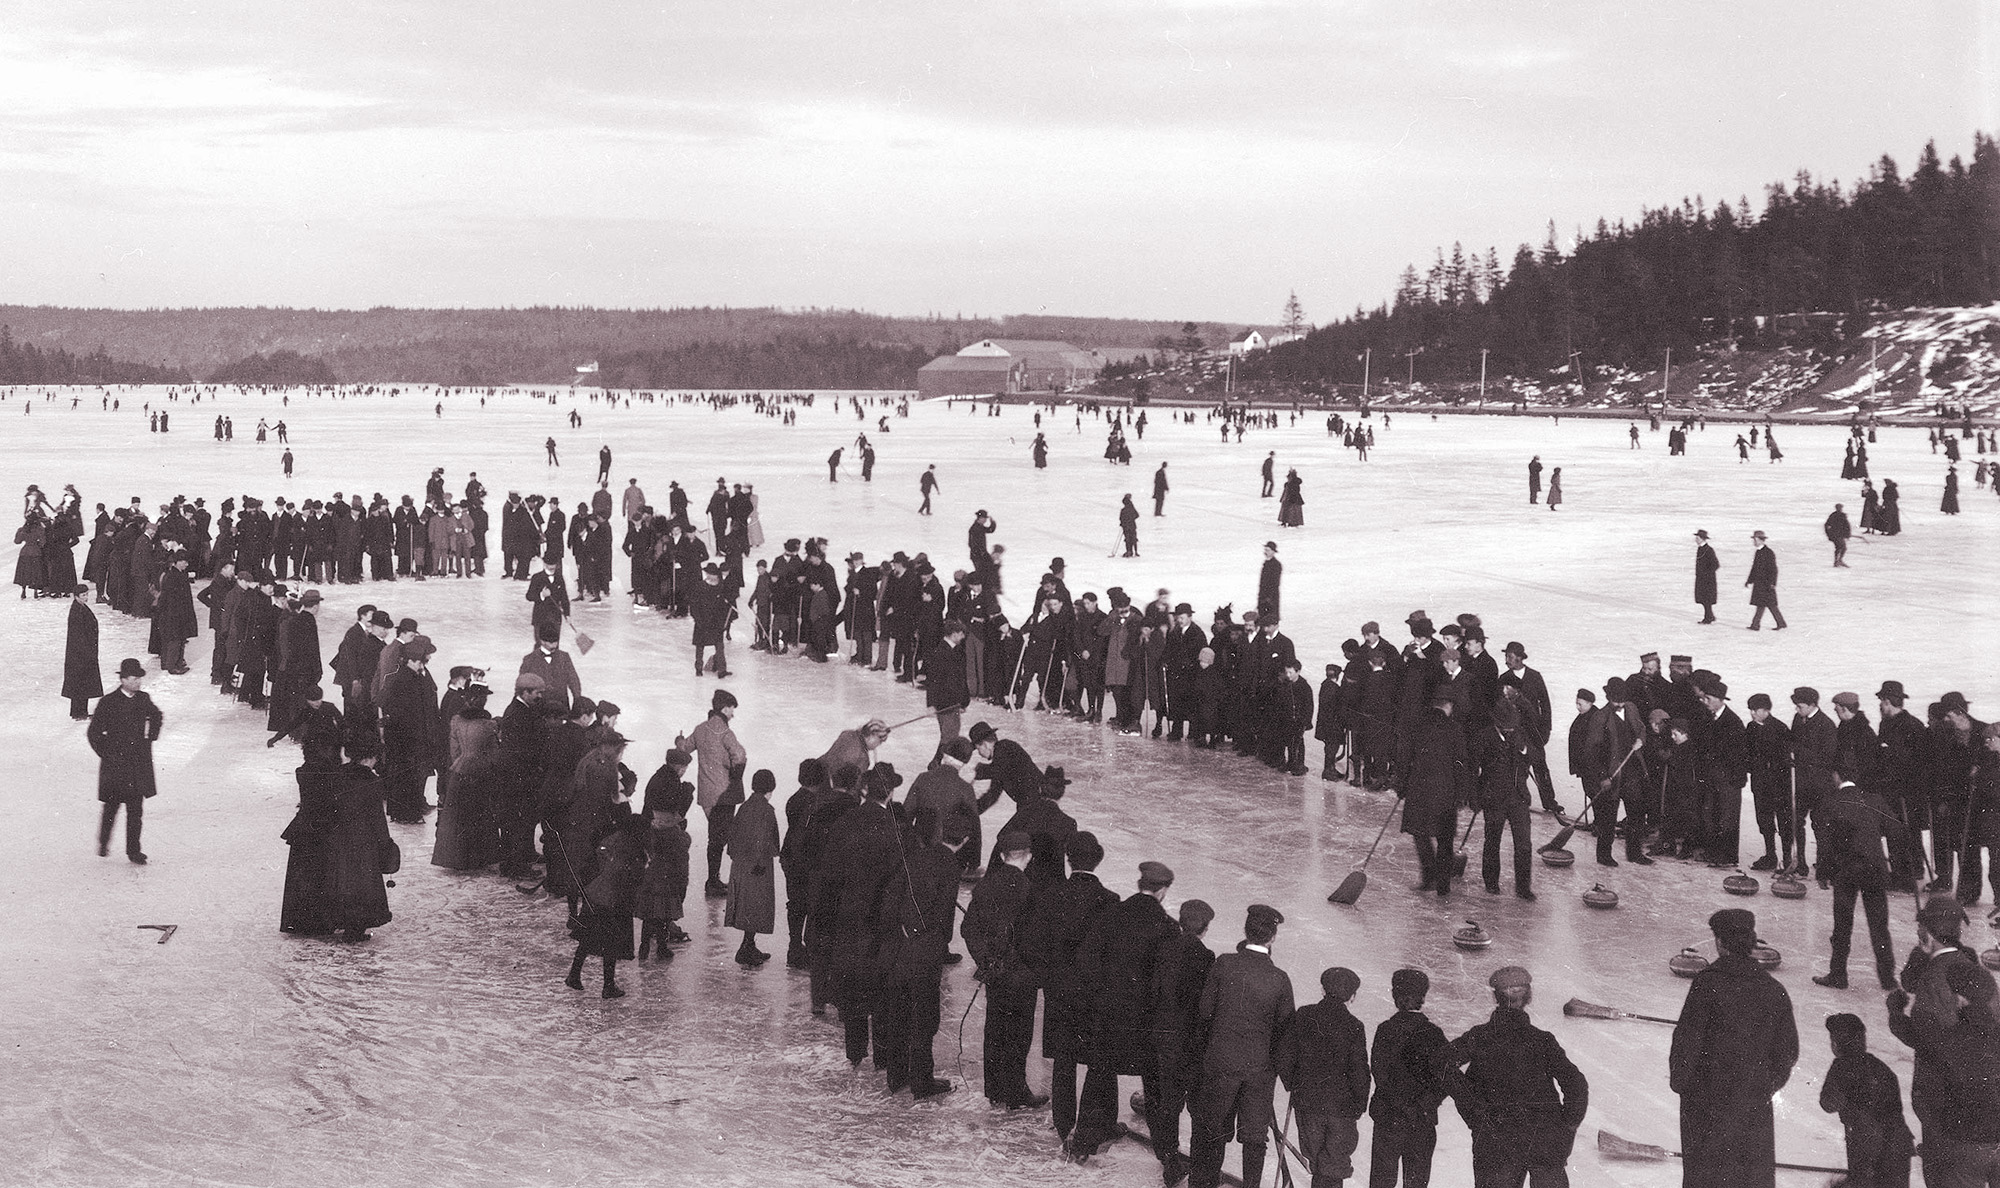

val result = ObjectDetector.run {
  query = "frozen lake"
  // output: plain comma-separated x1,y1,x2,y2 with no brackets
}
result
1,384,1994,1186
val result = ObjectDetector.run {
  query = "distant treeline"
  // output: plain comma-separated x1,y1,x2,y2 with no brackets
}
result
1251,132,2000,387
0,306,1252,386
0,324,190,385
208,350,337,385
593,336,937,390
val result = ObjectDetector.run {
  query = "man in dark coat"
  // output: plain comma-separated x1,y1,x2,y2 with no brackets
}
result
1876,680,1931,887
235,575,279,709
993,770,1077,883
1825,503,1852,567
89,658,163,863
1694,676,1749,866
814,771,903,1068
969,720,1042,813
874,805,961,1098
1371,968,1447,1188
1278,966,1371,1188
1068,859,1180,1162
526,558,569,643
1437,965,1588,1188
1694,529,1720,623
1015,833,1120,1146
63,586,103,719
267,590,324,733
1670,909,1800,1188
496,674,549,879
1147,899,1216,1184
1499,641,1561,814
1745,530,1786,629
151,551,199,674
962,829,1047,1110
926,621,970,763
687,564,735,678
1256,542,1281,622
1886,953,2000,1187
378,636,443,823
1811,779,1904,991
1400,698,1469,894
1191,904,1294,1188
1588,678,1653,867
1152,462,1169,516
197,561,237,686
1162,603,1207,742
1792,687,1839,881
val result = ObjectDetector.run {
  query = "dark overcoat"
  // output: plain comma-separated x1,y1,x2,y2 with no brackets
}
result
1438,1007,1588,1167
1669,952,1799,1188
1077,891,1179,1074
1694,543,1720,604
88,688,162,802
63,599,104,701
1017,872,1119,1060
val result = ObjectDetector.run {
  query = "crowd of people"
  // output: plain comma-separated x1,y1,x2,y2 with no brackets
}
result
32,394,2000,1188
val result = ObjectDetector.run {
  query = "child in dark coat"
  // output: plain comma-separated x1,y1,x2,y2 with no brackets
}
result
1819,1013,1913,1188
1368,968,1446,1187
1277,966,1370,1187
636,808,693,959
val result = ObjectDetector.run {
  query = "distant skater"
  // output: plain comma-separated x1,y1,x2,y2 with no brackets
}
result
1153,463,1169,516
1528,455,1543,504
1546,468,1562,510
598,445,612,484
282,449,294,478
1119,495,1139,557
1693,530,1719,624
1825,504,1852,566
545,436,559,466
1260,452,1275,497
919,465,939,515
828,448,842,483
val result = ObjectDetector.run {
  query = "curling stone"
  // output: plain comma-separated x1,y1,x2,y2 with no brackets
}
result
1582,884,1619,909
1669,947,1710,977
1771,872,1807,899
1982,947,2000,972
1750,943,1782,971
1540,847,1576,868
1723,869,1761,896
1452,920,1493,951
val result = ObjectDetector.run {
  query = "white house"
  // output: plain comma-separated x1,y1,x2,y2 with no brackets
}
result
1228,330,1266,357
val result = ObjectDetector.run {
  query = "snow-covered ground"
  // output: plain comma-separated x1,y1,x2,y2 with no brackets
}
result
1,386,1995,1187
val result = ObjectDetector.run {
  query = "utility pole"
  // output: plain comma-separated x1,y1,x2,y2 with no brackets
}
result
1405,350,1417,389
1360,347,1370,401
1479,348,1489,407
1869,340,1878,401
1662,348,1671,404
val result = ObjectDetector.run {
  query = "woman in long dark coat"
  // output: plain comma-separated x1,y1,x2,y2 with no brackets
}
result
1277,469,1305,527
1859,479,1880,533
280,765,341,934
13,515,45,597
63,588,103,719
1942,466,1961,514
433,687,502,870
725,769,781,965
81,509,113,596
1878,479,1902,535
325,745,397,941
568,815,646,998
40,508,79,596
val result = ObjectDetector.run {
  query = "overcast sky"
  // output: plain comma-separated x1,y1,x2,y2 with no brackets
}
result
0,1,1991,325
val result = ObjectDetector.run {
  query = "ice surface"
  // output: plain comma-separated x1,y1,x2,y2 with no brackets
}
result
1,386,1995,1186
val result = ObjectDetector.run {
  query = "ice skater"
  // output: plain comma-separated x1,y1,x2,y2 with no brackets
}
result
1825,503,1852,566
1118,495,1139,557
1746,531,1786,630
1693,529,1719,623
918,464,939,514
545,436,559,466
1528,455,1543,503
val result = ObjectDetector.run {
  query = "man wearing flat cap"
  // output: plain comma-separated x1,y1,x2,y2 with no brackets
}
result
1895,894,1996,1164
1437,965,1587,1188
1887,955,2000,1187
1190,904,1294,1188
1277,967,1369,1188
1670,908,1799,1188
1067,860,1181,1162
1791,687,1838,883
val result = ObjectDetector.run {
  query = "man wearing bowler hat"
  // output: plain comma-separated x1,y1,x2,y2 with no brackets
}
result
1693,529,1719,624
1745,530,1786,630
1875,680,1930,887
1670,908,1799,1188
89,658,163,864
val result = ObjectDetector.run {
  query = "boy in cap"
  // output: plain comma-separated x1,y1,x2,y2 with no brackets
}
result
1818,1014,1914,1188
1438,966,1588,1188
679,688,747,898
1277,967,1369,1188
1369,969,1446,1188
1670,909,1799,1187
1191,904,1294,1188
1743,692,1796,872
